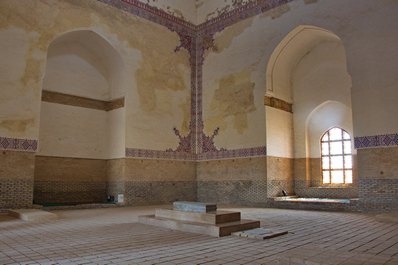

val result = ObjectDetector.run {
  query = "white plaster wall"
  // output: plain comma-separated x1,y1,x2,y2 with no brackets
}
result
344,0,398,137
292,40,352,158
108,108,125,159
203,16,267,149
307,101,355,158
43,30,128,101
265,107,293,158
203,0,398,152
37,102,108,159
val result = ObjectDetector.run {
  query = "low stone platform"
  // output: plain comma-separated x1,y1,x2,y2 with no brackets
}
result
139,215,260,237
8,209,58,222
139,201,260,237
272,197,359,211
155,208,241,224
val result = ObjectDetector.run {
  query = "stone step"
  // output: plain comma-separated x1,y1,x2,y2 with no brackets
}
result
156,208,241,224
8,209,58,222
139,215,260,237
173,201,217,213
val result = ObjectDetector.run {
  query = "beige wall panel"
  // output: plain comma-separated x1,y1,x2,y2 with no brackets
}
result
358,147,398,180
265,107,293,158
125,159,196,181
34,156,107,182
37,103,108,159
0,150,34,208
107,158,126,182
266,156,293,182
197,157,266,181
108,108,125,159
0,0,190,150
0,151,35,180
0,27,41,139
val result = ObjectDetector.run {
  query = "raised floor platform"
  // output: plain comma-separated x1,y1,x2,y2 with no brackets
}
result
8,209,58,222
139,201,260,237
272,197,359,211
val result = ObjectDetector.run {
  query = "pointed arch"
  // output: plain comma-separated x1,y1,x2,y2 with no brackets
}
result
266,25,345,102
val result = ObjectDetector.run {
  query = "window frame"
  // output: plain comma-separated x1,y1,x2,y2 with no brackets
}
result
320,127,353,185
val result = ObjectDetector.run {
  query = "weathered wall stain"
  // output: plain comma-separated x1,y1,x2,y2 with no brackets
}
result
0,0,191,137
304,0,318,4
135,49,189,112
179,98,191,134
212,17,254,53
206,69,256,134
0,118,35,133
203,0,256,22
260,3,290,19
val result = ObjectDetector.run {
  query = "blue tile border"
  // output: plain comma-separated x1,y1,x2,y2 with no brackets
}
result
0,137,38,152
354,134,398,149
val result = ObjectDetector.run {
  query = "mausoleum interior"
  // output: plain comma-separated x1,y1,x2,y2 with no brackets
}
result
1,0,397,212
0,0,397,263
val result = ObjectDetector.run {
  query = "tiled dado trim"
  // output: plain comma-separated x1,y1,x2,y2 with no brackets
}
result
42,90,124,111
125,148,196,160
0,136,38,152
354,133,398,149
264,96,292,113
198,146,267,160
125,146,266,160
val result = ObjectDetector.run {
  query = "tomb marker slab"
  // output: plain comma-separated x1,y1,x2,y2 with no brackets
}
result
173,201,217,213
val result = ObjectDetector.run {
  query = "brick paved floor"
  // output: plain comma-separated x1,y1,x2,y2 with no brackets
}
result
0,205,397,265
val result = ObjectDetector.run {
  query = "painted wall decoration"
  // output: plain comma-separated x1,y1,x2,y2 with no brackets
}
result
2,0,396,157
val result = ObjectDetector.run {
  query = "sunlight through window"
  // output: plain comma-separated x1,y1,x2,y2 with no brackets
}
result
321,128,353,184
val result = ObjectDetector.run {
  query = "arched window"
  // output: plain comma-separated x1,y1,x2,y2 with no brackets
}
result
321,128,352,184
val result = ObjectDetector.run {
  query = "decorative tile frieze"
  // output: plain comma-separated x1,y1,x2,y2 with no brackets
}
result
197,0,293,33
0,137,38,152
98,0,196,32
125,148,195,160
198,146,267,160
94,1,296,160
354,133,398,149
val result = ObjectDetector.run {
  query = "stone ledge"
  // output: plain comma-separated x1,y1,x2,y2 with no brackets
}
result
8,209,58,222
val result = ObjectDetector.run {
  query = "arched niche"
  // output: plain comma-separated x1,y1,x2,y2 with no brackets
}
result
38,29,127,159
34,30,127,205
306,101,355,158
266,25,355,196
43,30,126,100
266,25,343,103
